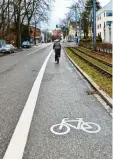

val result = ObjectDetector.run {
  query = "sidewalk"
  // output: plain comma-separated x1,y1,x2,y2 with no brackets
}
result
22,48,112,159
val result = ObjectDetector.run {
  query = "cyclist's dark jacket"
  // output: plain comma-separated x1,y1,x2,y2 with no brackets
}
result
53,42,61,50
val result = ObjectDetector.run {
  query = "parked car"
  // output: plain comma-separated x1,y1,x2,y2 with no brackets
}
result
0,44,16,53
22,41,31,48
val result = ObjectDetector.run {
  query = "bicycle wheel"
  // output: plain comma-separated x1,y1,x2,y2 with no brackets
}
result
57,58,59,64
81,122,101,133
50,124,70,135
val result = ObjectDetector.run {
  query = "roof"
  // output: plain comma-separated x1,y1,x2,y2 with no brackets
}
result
30,26,40,31
96,1,112,16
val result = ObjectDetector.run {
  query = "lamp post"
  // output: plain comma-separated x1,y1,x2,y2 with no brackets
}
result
104,26,106,42
93,0,96,49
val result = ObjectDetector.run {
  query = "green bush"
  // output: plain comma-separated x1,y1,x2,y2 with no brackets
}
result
79,37,104,50
79,37,102,43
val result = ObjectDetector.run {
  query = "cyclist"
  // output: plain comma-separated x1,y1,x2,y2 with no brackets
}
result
53,39,61,63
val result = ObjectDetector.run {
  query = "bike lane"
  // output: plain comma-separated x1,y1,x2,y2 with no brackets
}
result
23,49,112,159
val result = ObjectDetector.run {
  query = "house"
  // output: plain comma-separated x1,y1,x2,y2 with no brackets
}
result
29,26,41,43
96,1,113,43
68,21,83,41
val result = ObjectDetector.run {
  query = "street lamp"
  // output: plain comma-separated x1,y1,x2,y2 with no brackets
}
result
104,26,106,42
93,0,96,49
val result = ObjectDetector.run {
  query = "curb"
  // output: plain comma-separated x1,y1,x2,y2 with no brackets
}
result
63,48,112,108
0,43,52,57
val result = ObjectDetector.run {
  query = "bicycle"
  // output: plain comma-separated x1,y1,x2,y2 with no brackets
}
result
50,118,101,135
55,53,60,64
55,49,61,64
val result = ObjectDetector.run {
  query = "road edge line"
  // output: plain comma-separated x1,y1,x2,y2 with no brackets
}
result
26,43,52,56
3,50,53,159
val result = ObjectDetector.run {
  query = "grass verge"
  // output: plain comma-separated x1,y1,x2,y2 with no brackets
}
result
66,48,112,97
0,53,4,57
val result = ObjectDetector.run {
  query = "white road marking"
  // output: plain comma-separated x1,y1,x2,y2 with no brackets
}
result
26,44,52,56
50,118,101,135
3,50,53,159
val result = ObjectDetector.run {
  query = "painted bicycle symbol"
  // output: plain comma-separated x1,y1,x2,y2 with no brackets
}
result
50,118,101,135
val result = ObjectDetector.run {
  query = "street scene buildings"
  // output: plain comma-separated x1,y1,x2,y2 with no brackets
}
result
96,0,113,42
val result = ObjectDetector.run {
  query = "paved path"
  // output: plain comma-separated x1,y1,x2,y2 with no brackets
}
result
0,44,111,159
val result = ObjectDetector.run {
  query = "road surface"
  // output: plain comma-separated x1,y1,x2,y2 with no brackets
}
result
0,43,111,159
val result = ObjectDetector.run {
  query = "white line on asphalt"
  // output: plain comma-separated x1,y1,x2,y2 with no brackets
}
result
26,44,52,56
26,49,40,56
3,50,53,159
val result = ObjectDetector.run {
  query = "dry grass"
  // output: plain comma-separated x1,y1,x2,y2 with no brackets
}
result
0,53,4,57
66,48,112,97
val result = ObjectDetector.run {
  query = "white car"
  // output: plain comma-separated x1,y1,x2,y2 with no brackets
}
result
0,44,16,53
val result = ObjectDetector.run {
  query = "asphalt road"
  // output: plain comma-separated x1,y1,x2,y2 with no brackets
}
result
0,43,112,159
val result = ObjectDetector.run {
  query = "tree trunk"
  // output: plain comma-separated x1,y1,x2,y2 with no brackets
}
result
17,1,21,48
34,22,36,45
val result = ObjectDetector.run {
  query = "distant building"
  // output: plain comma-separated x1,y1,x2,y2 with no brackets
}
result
68,22,83,41
96,1,113,43
52,30,61,41
30,26,41,43
69,23,75,40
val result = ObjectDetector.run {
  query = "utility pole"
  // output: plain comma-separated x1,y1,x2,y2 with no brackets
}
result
76,3,82,40
79,14,82,40
93,0,96,48
75,5,78,38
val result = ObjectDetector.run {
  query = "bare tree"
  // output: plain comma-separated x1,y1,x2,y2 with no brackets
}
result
0,0,54,47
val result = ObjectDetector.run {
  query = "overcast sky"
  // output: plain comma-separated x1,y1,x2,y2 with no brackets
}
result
41,0,110,30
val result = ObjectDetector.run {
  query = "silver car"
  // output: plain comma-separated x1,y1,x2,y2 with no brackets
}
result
0,44,16,53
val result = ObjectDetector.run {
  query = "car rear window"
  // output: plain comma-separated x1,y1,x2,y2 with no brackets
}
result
22,41,29,45
4,45,10,48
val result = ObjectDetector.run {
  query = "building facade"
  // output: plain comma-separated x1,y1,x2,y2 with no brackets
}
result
30,26,41,43
96,1,113,43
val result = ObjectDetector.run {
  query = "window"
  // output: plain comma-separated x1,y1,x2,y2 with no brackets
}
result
106,12,113,16
100,16,101,19
100,24,101,28
104,12,105,17
106,21,113,25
